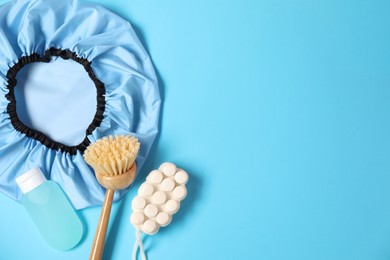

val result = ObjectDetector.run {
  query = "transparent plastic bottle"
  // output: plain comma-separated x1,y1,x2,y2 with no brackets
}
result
16,168,83,250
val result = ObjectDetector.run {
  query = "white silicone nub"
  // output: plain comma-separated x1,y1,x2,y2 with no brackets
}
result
142,220,158,235
131,212,145,225
139,183,154,196
173,186,187,200
15,168,47,194
175,170,189,184
156,212,171,227
147,170,163,184
159,162,177,176
165,200,180,214
131,162,188,235
132,196,146,210
144,204,158,218
161,178,175,191
152,191,167,205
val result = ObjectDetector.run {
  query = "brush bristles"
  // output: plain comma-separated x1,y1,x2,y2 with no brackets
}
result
83,135,140,176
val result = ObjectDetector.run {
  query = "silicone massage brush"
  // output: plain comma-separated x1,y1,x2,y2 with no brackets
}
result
131,162,189,260
84,135,140,260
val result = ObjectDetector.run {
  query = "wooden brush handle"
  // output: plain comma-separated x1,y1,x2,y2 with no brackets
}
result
90,189,115,260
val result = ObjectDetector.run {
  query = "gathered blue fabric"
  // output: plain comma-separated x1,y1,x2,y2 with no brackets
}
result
0,0,161,209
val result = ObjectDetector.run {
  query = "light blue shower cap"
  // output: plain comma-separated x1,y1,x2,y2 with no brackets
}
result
0,0,160,209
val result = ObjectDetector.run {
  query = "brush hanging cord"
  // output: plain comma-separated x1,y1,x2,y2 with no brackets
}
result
0,0,160,209
133,229,147,260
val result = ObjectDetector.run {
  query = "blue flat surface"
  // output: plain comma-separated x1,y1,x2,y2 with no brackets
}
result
1,0,390,259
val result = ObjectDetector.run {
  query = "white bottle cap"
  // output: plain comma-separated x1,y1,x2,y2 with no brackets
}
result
15,168,47,194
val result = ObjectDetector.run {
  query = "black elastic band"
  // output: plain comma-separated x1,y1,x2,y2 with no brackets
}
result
5,48,106,155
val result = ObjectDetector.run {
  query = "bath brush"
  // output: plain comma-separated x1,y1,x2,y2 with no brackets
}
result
84,135,140,260
130,162,189,260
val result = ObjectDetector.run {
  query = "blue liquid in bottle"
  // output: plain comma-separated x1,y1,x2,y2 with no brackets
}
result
16,168,83,250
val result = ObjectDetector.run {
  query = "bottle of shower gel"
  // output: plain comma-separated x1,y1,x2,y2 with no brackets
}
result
16,168,83,250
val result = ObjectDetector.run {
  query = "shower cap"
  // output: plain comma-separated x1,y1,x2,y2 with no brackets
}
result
0,0,161,209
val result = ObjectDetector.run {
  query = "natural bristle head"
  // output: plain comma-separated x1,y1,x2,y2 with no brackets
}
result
83,135,140,176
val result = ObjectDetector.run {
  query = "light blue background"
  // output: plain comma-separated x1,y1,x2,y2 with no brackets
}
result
1,0,390,259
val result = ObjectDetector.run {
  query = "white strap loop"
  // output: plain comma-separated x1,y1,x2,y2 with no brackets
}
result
132,229,147,260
